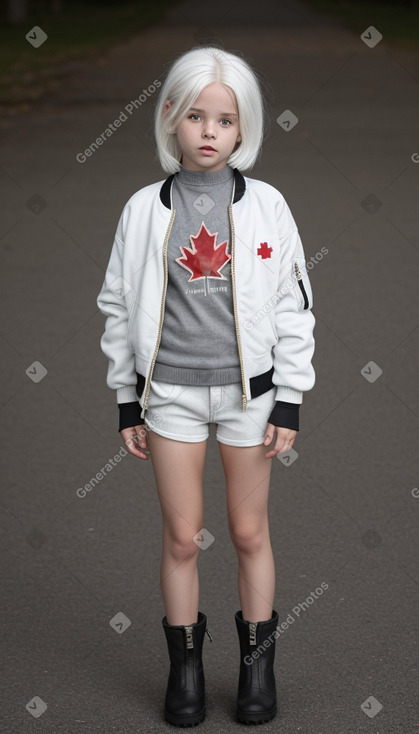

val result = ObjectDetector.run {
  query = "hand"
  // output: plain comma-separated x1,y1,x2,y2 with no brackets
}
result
263,423,297,459
120,424,150,460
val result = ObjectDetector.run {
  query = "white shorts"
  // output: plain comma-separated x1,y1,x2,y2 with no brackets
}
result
144,379,276,447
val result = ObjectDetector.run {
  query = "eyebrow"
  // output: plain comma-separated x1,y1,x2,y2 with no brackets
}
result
188,107,238,117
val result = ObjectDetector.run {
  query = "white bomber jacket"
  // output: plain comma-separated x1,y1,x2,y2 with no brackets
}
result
97,167,316,431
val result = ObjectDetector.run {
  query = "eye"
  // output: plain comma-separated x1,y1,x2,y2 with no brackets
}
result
188,114,201,121
220,119,232,126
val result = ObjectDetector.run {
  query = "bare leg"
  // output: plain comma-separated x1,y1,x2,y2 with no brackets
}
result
218,442,275,622
148,430,207,626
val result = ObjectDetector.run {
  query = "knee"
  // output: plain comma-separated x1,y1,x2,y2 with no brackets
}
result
165,532,201,563
229,523,266,555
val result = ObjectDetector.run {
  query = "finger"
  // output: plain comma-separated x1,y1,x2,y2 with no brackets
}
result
132,432,148,449
265,439,290,459
264,444,282,459
263,423,276,446
133,433,149,457
124,432,149,459
129,445,150,460
263,425,278,458
263,432,274,446
264,438,282,458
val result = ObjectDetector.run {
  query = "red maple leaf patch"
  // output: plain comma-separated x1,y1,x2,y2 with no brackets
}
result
175,222,231,281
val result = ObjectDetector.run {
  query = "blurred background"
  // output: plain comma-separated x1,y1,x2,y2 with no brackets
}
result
1,0,418,108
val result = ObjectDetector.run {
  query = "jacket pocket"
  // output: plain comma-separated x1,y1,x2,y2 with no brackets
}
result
291,258,313,311
247,350,274,379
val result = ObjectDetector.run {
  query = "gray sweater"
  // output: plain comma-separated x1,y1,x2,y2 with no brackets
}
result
153,163,242,386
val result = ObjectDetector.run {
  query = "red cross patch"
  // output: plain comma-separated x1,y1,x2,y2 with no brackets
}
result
257,242,273,259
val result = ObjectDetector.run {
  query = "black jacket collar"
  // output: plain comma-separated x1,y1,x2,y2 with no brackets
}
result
159,167,246,209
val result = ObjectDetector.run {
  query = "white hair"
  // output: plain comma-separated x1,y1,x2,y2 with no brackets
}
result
154,46,268,173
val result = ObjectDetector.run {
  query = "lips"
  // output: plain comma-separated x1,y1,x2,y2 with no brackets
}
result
199,146,216,151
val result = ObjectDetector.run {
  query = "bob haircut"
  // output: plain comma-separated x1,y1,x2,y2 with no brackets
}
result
154,46,268,174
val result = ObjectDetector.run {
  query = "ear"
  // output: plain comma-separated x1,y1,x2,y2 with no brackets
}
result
163,100,177,133
236,133,242,143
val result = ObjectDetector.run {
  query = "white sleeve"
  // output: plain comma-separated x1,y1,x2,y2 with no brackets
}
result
96,210,138,404
271,199,316,404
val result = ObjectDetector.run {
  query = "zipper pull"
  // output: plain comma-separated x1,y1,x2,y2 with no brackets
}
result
249,622,257,646
184,625,194,649
205,626,213,642
294,261,302,280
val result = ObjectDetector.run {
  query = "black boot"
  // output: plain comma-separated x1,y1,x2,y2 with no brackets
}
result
235,609,279,724
162,610,212,727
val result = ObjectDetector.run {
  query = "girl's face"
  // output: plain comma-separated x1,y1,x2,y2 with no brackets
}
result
164,82,242,172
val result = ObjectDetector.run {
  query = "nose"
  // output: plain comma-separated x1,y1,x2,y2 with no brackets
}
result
202,119,216,139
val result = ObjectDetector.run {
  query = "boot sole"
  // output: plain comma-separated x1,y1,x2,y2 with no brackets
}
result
237,707,277,724
164,707,206,727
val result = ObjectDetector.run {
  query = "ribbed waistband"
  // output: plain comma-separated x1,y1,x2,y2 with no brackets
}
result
153,361,242,386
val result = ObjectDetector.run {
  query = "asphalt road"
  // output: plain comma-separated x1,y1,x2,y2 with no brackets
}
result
1,0,418,732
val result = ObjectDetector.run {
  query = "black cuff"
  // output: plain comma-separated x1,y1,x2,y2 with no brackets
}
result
118,401,144,432
267,400,300,431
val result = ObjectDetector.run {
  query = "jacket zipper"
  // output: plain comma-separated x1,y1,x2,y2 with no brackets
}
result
228,203,247,413
294,261,309,310
142,209,176,412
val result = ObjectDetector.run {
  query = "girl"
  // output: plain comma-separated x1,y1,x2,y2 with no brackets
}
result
97,46,315,727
